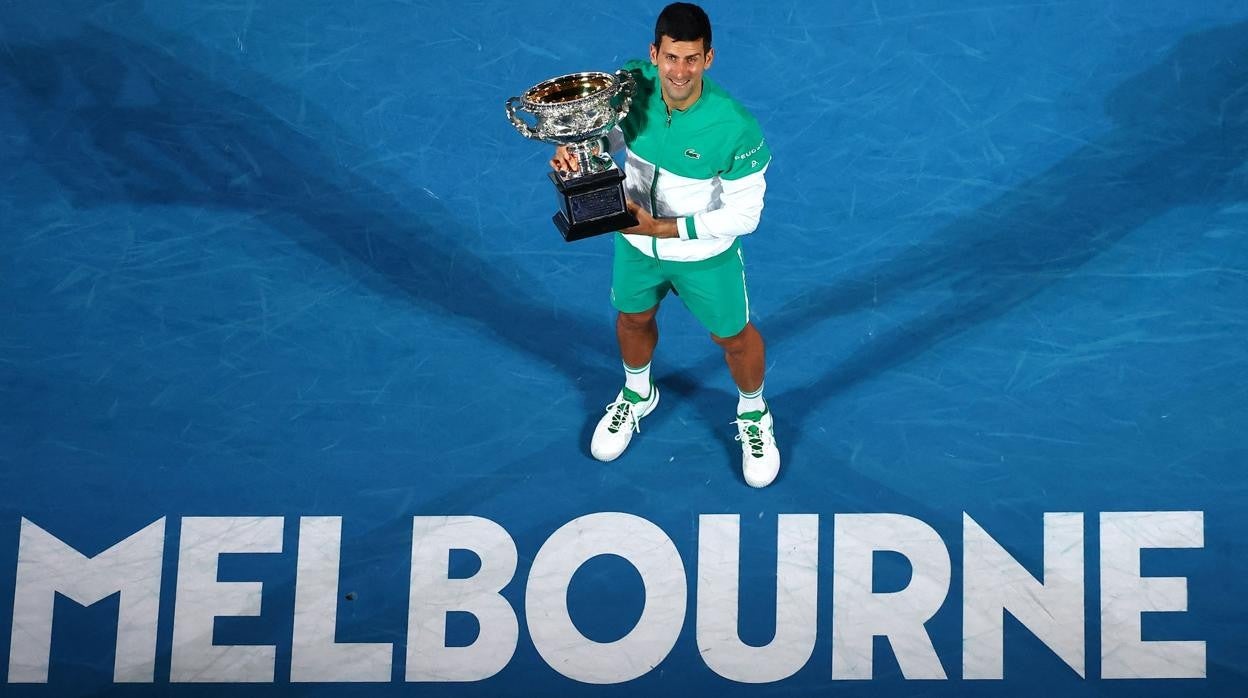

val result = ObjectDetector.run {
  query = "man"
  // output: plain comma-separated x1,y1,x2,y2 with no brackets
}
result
551,2,778,487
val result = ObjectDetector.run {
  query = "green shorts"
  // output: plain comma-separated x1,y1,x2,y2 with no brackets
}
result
610,233,751,338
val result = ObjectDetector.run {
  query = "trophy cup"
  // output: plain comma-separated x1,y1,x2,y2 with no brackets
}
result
506,70,639,241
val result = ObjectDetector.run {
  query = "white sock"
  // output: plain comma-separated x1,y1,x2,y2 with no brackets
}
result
737,383,766,414
624,361,652,397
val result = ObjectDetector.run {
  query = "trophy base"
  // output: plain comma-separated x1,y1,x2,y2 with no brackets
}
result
549,169,639,242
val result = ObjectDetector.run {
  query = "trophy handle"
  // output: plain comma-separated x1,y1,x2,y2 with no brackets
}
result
505,96,536,139
614,69,636,117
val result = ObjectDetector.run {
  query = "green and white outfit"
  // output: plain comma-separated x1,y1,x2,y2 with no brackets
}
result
607,59,771,338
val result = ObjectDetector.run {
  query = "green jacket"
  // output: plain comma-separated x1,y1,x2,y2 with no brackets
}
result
609,60,771,262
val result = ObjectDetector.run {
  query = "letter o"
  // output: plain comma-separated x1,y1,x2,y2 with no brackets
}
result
525,512,686,683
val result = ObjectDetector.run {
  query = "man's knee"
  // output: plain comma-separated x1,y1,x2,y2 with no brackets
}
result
618,307,658,331
711,322,757,350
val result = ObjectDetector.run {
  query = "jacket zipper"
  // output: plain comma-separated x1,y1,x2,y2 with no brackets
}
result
652,106,672,259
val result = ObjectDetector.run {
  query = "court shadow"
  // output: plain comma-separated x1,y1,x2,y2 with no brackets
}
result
733,22,1248,447
1,22,615,411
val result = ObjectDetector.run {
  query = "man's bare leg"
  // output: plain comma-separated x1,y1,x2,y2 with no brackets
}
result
617,306,659,370
712,322,765,396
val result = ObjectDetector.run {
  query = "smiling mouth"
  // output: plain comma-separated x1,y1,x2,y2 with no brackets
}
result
670,79,690,88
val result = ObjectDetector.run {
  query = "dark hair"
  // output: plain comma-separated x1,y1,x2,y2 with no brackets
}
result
654,3,712,52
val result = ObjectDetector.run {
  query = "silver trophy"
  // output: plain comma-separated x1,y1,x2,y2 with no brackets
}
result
506,70,639,241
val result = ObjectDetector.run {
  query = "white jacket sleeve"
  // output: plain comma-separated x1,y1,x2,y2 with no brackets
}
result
677,165,768,241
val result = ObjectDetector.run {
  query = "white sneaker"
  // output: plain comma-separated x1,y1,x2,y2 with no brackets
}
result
735,408,780,487
590,384,660,461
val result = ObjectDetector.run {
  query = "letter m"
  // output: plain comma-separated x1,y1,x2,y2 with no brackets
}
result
8,518,165,683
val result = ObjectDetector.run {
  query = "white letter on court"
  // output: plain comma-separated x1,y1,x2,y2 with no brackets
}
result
8,518,165,683
963,512,1085,679
832,513,950,680
406,516,518,681
291,517,393,681
170,516,284,682
526,512,686,684
1100,511,1205,679
697,514,818,682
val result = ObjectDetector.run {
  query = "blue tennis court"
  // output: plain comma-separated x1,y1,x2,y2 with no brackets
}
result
2,1,1246,695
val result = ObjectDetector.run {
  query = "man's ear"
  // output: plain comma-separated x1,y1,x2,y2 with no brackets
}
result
704,47,715,69
650,43,659,65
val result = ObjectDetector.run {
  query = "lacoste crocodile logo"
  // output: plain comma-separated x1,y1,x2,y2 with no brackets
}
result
684,148,701,159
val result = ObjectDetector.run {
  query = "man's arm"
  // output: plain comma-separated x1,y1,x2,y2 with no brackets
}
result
622,201,679,238
675,166,768,240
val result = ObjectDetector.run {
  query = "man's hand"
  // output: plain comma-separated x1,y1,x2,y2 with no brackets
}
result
622,200,679,238
550,145,579,173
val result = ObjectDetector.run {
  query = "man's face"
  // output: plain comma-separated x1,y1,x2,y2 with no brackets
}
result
649,35,714,109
